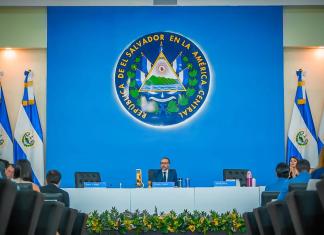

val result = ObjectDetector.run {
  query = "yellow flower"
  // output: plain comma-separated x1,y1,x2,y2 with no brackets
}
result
92,220,98,227
188,225,196,232
199,217,205,223
168,226,175,232
212,219,219,226
230,212,237,219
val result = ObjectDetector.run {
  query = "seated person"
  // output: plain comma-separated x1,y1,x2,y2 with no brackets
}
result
41,170,70,207
13,159,40,192
311,148,324,179
289,156,299,179
150,157,177,184
0,159,14,179
277,159,311,200
265,162,289,191
5,163,15,180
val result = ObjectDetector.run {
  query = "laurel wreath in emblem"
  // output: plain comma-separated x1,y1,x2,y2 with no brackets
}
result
296,130,308,146
22,131,35,147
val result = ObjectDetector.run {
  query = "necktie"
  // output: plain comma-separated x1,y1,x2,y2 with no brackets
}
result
162,172,166,182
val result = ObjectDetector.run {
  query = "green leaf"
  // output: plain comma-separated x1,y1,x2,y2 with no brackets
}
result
129,80,136,88
186,88,196,97
178,96,189,106
127,71,135,78
135,57,141,63
136,98,141,106
189,69,198,77
187,63,193,70
131,64,137,71
130,89,139,98
182,56,189,62
167,100,179,113
189,78,198,87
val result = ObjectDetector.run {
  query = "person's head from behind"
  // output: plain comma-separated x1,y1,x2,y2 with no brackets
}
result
289,157,299,168
297,159,311,174
5,163,15,179
276,162,289,179
15,159,33,182
318,148,324,168
46,170,62,186
160,157,171,171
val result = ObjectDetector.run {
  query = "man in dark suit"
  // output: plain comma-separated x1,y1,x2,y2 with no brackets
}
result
40,170,70,207
151,157,178,184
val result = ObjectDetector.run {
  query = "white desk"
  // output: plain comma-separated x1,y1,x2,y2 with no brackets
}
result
65,187,264,214
131,188,195,213
194,187,261,214
66,188,131,213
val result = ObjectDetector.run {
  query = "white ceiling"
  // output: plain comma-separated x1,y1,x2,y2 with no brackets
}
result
0,0,324,6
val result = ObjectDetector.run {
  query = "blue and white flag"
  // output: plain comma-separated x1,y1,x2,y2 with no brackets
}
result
14,70,44,185
287,69,319,167
141,53,151,74
135,68,146,87
318,111,324,152
172,53,183,74
0,78,13,162
178,67,189,86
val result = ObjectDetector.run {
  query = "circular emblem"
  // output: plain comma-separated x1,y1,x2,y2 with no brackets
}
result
114,32,211,127
22,131,35,147
296,130,308,146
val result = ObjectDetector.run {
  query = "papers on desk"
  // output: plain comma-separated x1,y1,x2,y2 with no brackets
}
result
84,182,107,188
152,182,175,187
213,179,237,187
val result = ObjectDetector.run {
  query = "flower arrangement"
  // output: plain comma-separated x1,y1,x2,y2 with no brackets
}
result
87,208,246,235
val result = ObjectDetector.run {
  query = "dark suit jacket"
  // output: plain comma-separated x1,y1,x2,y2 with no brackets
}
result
151,169,178,184
40,183,70,207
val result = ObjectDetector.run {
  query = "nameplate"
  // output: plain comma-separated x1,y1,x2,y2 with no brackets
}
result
152,182,175,188
213,180,236,187
84,182,107,188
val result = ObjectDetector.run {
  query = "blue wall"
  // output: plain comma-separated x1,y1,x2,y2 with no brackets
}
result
47,6,284,188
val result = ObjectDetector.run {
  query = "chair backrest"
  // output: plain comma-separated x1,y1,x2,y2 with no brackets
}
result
16,183,33,191
261,191,280,206
0,179,17,235
148,169,159,182
72,212,88,235
42,193,64,203
253,207,274,235
7,191,44,235
74,172,101,188
266,201,295,235
286,191,324,235
59,208,78,235
243,212,260,235
35,201,65,235
223,169,248,186
316,180,324,208
288,183,307,192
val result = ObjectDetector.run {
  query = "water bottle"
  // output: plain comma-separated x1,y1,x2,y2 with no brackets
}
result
177,178,183,187
252,178,256,187
185,178,190,187
246,171,252,187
